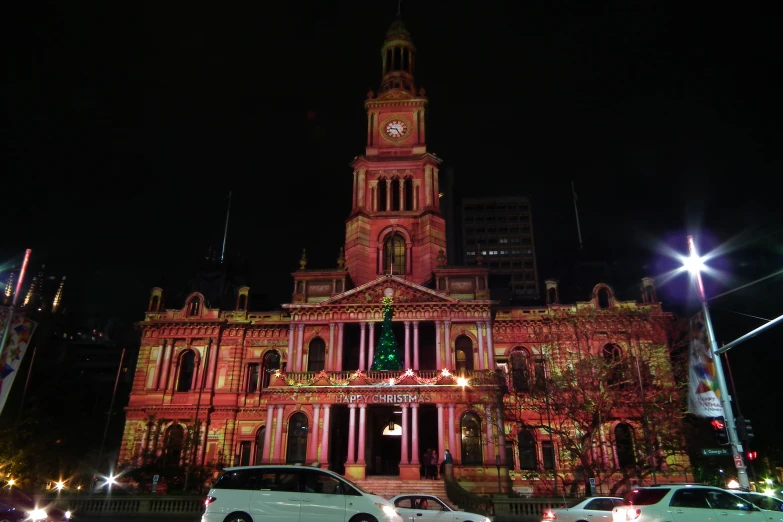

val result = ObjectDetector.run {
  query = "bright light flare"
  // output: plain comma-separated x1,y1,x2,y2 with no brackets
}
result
727,479,740,489
106,475,117,486
683,253,706,274
456,377,469,387
55,480,65,491
7,478,15,487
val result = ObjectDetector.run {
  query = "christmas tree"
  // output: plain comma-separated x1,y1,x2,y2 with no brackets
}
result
370,296,403,371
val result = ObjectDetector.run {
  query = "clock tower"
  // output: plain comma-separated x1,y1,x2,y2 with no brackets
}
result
345,17,446,287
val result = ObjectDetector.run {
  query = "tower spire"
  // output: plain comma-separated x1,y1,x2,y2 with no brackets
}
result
379,16,416,94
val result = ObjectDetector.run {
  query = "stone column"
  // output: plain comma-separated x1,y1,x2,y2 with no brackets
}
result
224,419,236,467
437,403,445,465
496,403,508,465
398,180,405,210
320,405,331,465
411,404,420,464
404,321,411,369
435,321,442,370
288,324,295,372
413,322,420,370
486,321,496,369
160,342,173,391
337,323,345,371
153,342,165,390
352,171,358,209
263,405,274,463
485,405,495,463
347,404,357,464
368,322,375,370
476,321,485,370
296,324,305,372
400,404,409,465
448,403,456,457
273,405,285,464
328,323,335,371
206,342,219,390
357,404,367,464
308,405,321,463
358,322,366,371
444,321,452,369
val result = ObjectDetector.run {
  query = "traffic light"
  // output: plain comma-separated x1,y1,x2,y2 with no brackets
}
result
746,451,757,461
736,417,755,442
711,416,730,445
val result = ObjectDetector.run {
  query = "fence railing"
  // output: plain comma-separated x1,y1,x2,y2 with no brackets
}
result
52,496,204,517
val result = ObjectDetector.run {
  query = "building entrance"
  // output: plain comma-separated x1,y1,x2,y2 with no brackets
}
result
368,405,401,476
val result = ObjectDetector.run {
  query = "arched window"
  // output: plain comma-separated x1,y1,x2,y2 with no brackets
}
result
255,426,266,465
286,412,308,464
150,295,159,311
460,412,483,465
378,178,387,211
384,234,406,275
518,430,537,470
615,423,635,468
455,335,473,372
404,178,414,210
262,350,281,389
597,288,611,309
163,424,184,467
176,350,196,392
307,338,326,372
603,344,624,387
238,294,247,310
246,363,260,393
547,287,557,305
391,178,401,210
188,298,200,316
510,348,531,392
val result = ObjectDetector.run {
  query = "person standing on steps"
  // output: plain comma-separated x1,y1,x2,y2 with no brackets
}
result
441,449,453,478
429,449,438,479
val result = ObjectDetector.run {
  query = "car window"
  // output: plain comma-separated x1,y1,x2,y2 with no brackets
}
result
213,469,263,490
624,489,669,505
706,491,755,511
303,470,344,495
670,489,710,509
395,497,416,508
612,499,625,508
585,499,614,511
749,496,783,512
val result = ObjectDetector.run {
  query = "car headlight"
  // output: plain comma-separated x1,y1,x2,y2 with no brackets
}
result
375,502,398,517
65,510,73,519
483,518,492,522
28,508,48,521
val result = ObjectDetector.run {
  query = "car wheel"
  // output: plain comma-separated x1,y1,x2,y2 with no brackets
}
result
349,514,379,522
223,512,253,522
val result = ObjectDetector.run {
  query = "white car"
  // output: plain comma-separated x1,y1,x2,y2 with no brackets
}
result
203,465,402,522
541,496,624,522
389,494,490,522
611,484,775,522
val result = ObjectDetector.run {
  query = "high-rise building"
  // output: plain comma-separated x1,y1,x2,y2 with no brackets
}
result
461,197,539,301
118,17,689,495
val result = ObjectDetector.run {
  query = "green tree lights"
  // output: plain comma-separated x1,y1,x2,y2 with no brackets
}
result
370,296,403,371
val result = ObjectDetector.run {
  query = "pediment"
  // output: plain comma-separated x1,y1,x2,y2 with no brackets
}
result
322,276,459,306
377,90,415,101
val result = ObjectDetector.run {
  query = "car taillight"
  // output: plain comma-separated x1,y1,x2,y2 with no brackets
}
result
625,508,641,521
205,496,217,507
543,509,557,521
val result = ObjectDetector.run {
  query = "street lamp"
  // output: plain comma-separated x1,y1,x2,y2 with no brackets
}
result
685,235,749,490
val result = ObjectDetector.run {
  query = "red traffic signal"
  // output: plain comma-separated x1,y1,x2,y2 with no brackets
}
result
711,418,725,430
746,451,757,461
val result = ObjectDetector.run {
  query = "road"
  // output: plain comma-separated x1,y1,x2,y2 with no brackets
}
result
79,518,200,522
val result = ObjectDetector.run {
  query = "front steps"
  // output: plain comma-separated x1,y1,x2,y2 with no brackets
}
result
354,477,457,509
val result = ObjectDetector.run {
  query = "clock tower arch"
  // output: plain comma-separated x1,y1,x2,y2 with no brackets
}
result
345,17,446,287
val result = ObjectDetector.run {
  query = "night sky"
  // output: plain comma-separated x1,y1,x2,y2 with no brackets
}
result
5,3,782,454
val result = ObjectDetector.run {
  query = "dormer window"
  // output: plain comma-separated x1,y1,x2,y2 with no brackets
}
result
188,299,200,317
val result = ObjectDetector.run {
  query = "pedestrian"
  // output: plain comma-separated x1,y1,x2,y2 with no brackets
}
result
423,448,431,478
430,450,438,479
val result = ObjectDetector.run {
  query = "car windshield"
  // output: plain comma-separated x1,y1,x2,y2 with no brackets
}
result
341,476,370,494
563,499,585,508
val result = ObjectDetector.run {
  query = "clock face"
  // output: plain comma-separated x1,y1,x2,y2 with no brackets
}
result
384,119,408,139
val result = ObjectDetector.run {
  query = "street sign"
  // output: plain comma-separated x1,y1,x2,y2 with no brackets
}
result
589,478,596,486
734,454,744,468
152,474,159,493
153,475,159,483
702,448,731,456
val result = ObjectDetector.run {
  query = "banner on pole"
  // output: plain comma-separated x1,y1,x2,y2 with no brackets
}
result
0,307,38,417
688,311,723,417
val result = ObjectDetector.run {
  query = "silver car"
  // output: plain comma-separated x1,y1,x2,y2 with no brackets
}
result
542,497,624,522
389,494,490,522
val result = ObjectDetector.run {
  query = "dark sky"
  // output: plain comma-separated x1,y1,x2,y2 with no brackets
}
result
4,3,782,452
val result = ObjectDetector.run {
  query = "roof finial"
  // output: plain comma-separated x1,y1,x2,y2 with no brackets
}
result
397,0,401,17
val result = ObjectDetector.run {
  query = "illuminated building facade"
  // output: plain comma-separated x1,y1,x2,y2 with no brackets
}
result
119,18,689,492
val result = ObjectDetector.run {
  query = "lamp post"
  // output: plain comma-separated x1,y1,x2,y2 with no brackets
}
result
686,235,749,490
